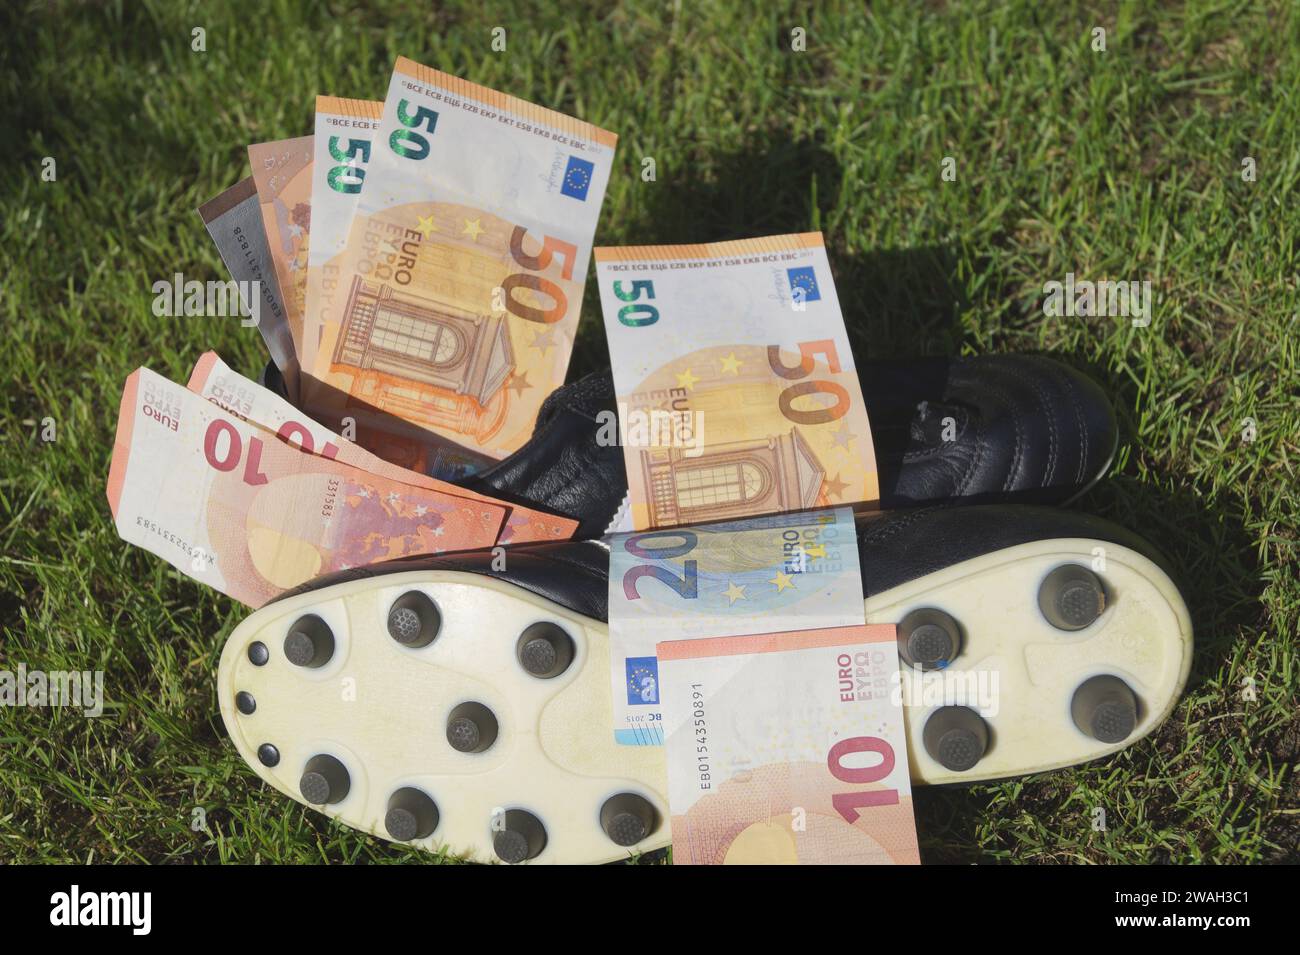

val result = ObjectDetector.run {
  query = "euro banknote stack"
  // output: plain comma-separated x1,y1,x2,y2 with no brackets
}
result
204,57,617,479
594,237,914,862
113,57,615,604
108,355,578,608
112,55,916,863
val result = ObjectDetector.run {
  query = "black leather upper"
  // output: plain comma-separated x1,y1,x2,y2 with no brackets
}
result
262,354,1117,541
274,504,1169,623
462,371,625,540
851,503,1165,598
271,537,611,621
863,354,1117,507
464,354,1117,538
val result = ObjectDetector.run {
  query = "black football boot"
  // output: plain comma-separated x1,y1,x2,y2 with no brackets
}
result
218,504,1190,864
263,354,1118,540
463,354,1118,538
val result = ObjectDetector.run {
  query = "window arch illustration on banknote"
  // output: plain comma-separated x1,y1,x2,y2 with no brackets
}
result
333,276,513,443
641,429,825,527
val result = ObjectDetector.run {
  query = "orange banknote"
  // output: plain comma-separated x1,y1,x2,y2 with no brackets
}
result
302,57,617,471
249,135,313,359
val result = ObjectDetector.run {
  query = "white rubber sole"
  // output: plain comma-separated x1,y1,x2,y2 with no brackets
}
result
217,537,1192,864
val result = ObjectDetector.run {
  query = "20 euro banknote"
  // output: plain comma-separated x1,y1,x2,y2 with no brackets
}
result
606,506,863,745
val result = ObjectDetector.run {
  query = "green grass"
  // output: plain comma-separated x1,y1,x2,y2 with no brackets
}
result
1,0,1296,864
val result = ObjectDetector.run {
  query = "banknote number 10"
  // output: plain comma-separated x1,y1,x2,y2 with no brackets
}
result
768,340,850,425
621,531,698,600
204,420,341,487
827,736,900,823
204,421,268,486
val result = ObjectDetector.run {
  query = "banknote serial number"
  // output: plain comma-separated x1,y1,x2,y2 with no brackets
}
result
134,516,197,559
689,683,712,791
321,477,342,519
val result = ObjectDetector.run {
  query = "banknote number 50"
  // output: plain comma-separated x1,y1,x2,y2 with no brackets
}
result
502,227,576,324
327,136,371,194
389,100,439,161
767,339,850,425
385,97,576,325
621,531,698,600
827,736,899,823
613,280,658,327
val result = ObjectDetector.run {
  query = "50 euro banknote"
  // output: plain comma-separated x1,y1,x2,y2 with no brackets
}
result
301,97,383,373
595,233,878,531
107,367,507,608
186,351,576,544
303,57,617,469
658,625,919,865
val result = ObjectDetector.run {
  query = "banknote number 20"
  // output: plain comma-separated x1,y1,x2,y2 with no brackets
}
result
827,736,900,823
621,531,698,600
389,100,439,161
767,340,850,425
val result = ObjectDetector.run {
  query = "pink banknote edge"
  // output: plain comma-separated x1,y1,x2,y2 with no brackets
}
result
658,623,896,661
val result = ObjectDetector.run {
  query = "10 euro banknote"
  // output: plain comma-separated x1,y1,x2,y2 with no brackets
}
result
187,351,576,544
658,624,919,865
108,367,506,607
